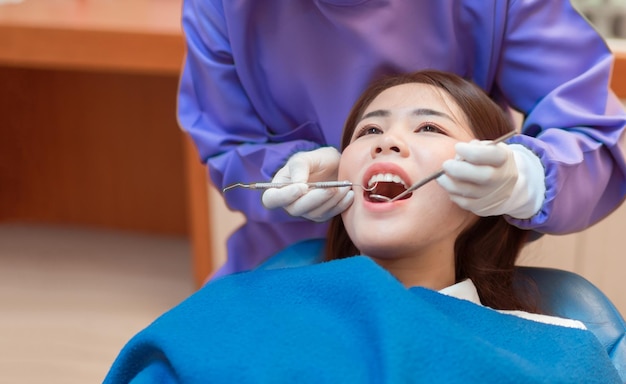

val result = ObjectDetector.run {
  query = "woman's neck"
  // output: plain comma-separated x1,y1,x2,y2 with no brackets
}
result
370,249,456,290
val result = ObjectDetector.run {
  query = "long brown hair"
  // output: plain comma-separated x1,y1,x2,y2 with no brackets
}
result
325,70,537,312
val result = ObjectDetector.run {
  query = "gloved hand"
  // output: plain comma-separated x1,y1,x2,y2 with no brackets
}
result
437,141,545,219
262,147,354,222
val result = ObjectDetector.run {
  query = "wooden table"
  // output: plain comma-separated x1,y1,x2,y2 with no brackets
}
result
0,0,212,287
0,0,184,73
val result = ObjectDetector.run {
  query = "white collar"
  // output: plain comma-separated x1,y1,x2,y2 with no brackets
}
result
438,279,482,305
437,279,586,330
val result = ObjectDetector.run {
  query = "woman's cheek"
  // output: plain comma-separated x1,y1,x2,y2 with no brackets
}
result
338,146,359,181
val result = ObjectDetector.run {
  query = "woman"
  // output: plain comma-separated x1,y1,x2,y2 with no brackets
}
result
104,71,621,383
326,70,536,312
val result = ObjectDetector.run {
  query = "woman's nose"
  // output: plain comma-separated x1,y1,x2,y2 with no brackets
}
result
371,134,409,158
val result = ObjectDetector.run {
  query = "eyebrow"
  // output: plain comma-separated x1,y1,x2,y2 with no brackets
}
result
359,108,454,122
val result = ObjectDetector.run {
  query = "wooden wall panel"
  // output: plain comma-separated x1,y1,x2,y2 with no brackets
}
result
612,51,626,98
0,66,188,236
183,137,214,286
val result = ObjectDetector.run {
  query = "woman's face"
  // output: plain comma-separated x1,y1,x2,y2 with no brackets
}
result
339,83,477,272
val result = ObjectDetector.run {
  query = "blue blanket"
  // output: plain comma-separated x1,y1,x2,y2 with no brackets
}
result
104,256,620,383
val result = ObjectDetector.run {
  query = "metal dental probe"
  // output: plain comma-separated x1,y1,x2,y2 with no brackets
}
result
223,180,377,193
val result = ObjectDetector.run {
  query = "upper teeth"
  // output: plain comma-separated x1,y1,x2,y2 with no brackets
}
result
367,173,408,188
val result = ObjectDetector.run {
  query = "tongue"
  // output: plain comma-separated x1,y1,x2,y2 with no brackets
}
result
370,182,407,200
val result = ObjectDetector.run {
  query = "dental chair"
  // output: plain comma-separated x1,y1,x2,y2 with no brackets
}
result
257,238,626,381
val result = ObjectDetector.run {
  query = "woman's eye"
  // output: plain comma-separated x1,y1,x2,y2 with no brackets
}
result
416,124,444,134
355,125,383,139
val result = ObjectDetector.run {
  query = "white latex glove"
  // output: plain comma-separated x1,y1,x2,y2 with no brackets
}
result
262,147,354,222
437,141,545,219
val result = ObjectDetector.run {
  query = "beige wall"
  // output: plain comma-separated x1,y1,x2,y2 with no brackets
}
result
208,185,244,273
519,202,626,315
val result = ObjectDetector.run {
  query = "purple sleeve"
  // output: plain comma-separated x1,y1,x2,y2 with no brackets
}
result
499,0,626,233
177,0,322,222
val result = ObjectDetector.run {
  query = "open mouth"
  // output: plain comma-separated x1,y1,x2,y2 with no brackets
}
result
364,174,412,203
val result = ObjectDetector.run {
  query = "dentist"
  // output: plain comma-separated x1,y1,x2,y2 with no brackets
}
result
178,0,626,279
